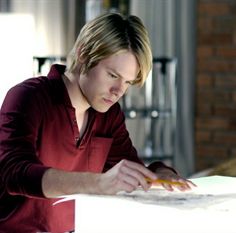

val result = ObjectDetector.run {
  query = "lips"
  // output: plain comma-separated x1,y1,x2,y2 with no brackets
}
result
103,98,114,105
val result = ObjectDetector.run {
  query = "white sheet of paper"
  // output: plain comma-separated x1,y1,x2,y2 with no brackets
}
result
55,176,236,233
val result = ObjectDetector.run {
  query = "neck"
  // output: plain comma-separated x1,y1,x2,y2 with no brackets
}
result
63,72,90,114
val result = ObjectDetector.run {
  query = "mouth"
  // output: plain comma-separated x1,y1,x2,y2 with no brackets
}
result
103,98,114,105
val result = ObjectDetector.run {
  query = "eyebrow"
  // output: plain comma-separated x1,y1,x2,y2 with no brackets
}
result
109,68,136,83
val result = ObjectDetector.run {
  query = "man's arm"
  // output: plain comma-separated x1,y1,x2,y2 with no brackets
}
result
42,159,158,197
42,168,100,197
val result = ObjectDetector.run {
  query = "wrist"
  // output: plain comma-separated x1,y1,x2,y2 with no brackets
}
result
147,161,178,175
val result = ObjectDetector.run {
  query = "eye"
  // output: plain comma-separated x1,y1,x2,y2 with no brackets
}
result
126,80,136,86
108,72,117,79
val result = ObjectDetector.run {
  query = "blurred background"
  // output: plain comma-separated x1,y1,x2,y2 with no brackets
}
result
0,0,235,177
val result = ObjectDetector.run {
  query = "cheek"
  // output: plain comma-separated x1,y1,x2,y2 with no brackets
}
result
80,70,109,95
79,77,92,97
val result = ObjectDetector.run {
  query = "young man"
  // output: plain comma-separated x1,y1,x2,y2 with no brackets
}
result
0,13,194,232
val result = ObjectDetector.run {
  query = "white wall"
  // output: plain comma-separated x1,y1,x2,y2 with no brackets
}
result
0,14,35,106
130,0,197,176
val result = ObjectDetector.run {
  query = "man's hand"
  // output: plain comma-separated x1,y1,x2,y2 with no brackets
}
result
153,167,196,192
97,159,157,195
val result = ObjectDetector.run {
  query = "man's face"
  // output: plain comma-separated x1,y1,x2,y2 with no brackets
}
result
79,51,139,112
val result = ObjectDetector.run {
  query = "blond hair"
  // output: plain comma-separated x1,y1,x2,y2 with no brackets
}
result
67,12,152,87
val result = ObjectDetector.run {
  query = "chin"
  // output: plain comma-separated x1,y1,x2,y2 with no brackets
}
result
92,105,110,113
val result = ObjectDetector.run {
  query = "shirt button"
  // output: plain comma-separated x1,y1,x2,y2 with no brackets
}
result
75,136,79,142
73,119,77,125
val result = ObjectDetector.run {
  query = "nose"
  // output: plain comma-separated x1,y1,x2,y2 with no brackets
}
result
110,81,127,97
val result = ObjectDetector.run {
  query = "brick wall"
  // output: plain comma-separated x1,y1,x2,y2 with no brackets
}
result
195,0,236,171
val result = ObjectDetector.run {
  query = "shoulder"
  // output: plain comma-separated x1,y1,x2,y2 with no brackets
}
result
6,76,48,97
1,76,49,112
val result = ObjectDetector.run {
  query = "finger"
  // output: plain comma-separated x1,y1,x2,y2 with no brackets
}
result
176,185,191,191
119,180,137,193
115,171,151,193
119,170,139,187
168,178,195,191
174,182,191,191
187,180,197,187
122,160,157,180
120,164,150,191
175,179,196,190
161,183,174,191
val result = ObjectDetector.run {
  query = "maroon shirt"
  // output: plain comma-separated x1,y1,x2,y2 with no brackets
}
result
0,64,171,232
0,64,145,232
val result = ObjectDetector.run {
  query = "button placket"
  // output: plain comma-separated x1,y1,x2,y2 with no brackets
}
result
67,107,80,146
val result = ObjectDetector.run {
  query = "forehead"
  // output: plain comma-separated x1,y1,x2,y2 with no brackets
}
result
99,51,139,80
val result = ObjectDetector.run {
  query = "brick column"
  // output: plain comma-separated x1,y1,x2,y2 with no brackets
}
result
195,0,236,171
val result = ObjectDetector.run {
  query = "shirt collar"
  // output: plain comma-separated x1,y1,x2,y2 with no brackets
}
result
46,64,72,106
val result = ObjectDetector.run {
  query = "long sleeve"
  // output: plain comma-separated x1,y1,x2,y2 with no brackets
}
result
101,103,177,174
0,81,49,198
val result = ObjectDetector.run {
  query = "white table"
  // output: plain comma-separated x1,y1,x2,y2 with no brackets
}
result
57,176,236,233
